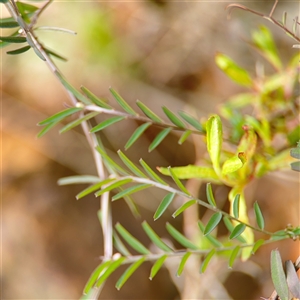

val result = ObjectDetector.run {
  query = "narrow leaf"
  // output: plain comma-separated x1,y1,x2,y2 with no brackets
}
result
115,223,151,255
251,239,265,255
38,107,83,126
37,121,58,138
59,112,99,133
136,100,163,123
95,146,129,176
148,128,172,152
95,257,126,287
142,221,173,252
222,155,244,175
254,202,265,230
149,255,167,280
204,212,222,236
286,260,300,298
58,175,100,185
115,257,145,290
113,232,131,256
200,249,216,273
44,48,67,61
198,221,223,247
206,183,216,207
178,130,192,145
178,111,203,131
95,178,132,196
139,159,168,185
76,178,115,199
206,115,222,174
229,223,246,240
90,116,125,133
55,72,91,105
0,36,27,43
81,86,112,109
117,150,147,177
270,249,289,300
222,217,246,244
0,20,19,28
229,245,240,268
233,194,240,219
168,167,190,195
83,261,111,294
154,193,175,220
112,184,151,201
176,252,191,276
162,107,185,128
166,223,199,250
7,45,31,55
125,122,151,150
172,200,197,218
110,88,137,115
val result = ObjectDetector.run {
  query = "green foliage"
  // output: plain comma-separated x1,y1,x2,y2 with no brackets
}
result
2,0,299,297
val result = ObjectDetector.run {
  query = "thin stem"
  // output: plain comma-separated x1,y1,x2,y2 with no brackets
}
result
28,0,53,31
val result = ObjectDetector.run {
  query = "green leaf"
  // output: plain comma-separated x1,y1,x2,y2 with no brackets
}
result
58,175,100,185
228,245,240,268
95,257,126,287
149,255,167,280
204,212,222,236
168,167,190,195
172,200,197,218
38,107,83,126
112,184,151,201
254,202,265,230
291,161,300,172
113,232,131,256
110,88,136,115
139,159,168,185
166,222,199,250
290,145,300,159
115,223,151,255
81,86,112,109
44,48,67,62
222,155,244,175
0,0,9,3
7,45,31,55
90,116,125,133
0,20,19,28
55,72,91,105
206,115,222,175
215,52,252,86
252,26,282,70
59,112,99,133
148,128,172,152
270,250,289,300
115,257,145,290
223,217,246,243
157,165,220,183
136,100,163,123
198,221,223,247
200,249,216,273
232,194,240,219
285,260,300,299
176,252,191,276
125,122,151,150
37,121,58,138
0,36,27,43
206,183,216,207
95,178,132,196
162,107,185,128
83,260,111,294
142,221,173,252
117,150,147,177
178,111,203,131
95,146,129,176
76,179,115,199
178,130,192,145
16,1,38,13
229,223,246,240
251,239,264,255
154,193,175,220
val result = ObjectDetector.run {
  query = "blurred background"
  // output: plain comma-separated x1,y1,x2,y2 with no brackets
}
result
2,1,299,299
